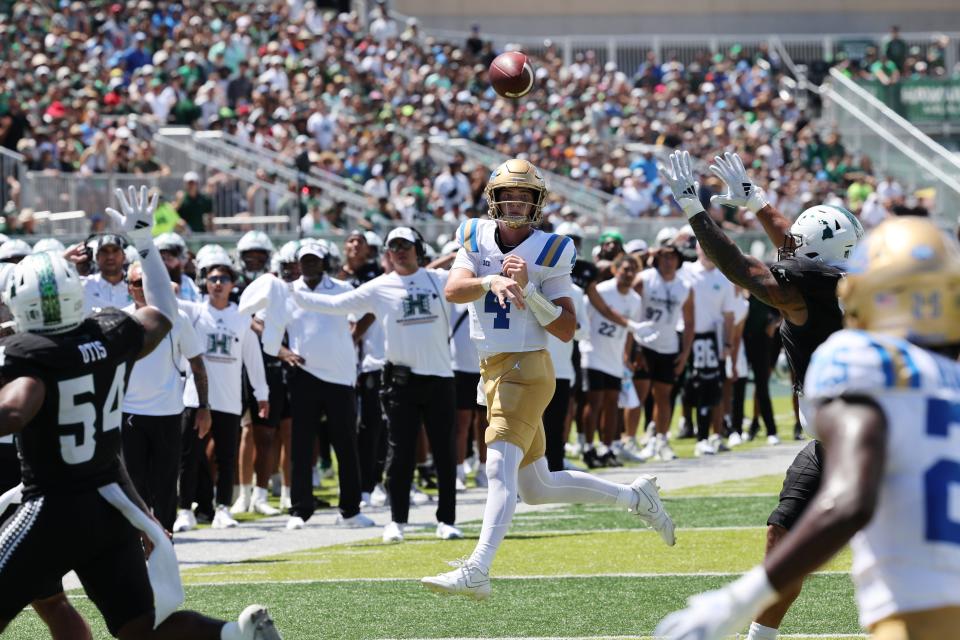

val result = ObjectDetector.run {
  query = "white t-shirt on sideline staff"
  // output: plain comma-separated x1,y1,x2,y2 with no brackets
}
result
638,267,691,355
450,302,480,374
290,268,453,378
83,273,132,315
579,279,642,378
122,305,203,416
547,283,589,382
181,300,269,415
685,261,736,336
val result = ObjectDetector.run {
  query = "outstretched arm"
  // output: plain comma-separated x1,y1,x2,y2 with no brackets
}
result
709,151,793,248
660,151,805,318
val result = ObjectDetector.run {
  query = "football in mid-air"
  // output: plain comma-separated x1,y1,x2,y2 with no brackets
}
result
489,51,535,99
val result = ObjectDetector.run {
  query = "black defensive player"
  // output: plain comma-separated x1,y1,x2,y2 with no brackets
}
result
660,151,863,640
0,187,280,640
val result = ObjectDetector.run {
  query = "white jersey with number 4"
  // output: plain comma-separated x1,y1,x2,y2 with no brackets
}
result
580,278,641,378
452,218,576,356
804,329,960,627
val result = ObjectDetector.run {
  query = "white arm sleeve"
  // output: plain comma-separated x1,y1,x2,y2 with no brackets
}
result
291,281,377,317
177,311,203,360
241,323,270,402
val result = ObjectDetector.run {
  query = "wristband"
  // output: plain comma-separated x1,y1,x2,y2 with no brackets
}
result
746,187,770,214
525,286,563,327
480,275,495,292
680,197,706,220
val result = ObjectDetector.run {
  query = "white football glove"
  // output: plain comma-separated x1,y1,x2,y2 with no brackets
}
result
658,151,705,219
709,152,769,213
654,567,777,640
628,319,660,345
104,185,158,254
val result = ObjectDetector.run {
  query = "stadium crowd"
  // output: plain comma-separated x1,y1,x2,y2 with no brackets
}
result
0,1,933,237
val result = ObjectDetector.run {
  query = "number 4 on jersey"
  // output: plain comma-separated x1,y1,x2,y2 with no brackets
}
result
58,363,126,465
484,291,511,329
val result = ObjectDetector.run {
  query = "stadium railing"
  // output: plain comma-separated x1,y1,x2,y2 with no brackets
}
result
822,68,960,217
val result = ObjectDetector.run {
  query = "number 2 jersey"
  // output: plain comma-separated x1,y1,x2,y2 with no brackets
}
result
452,219,576,356
0,309,145,498
804,329,960,626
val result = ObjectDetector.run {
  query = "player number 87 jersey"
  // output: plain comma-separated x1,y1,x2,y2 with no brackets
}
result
451,219,576,355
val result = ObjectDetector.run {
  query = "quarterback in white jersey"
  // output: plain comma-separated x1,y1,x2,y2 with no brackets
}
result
656,217,960,639
422,158,675,601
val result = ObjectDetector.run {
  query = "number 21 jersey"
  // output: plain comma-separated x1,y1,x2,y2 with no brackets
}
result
0,309,145,498
452,218,576,356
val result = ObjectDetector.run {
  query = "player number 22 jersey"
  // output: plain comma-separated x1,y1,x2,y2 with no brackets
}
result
452,219,576,355
804,329,960,626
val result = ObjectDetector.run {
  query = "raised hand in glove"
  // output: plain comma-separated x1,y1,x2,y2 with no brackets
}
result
658,150,705,219
709,151,768,213
104,185,159,254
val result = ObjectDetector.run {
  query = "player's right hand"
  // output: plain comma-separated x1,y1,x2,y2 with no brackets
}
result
709,151,768,213
490,275,526,310
195,407,212,439
62,242,89,265
105,185,158,250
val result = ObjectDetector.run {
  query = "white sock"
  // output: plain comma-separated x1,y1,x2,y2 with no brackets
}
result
468,441,522,573
517,457,635,510
281,485,291,500
233,484,241,500
220,621,241,640
252,486,268,503
746,622,779,640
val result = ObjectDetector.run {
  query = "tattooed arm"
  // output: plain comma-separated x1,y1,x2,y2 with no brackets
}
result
660,151,806,322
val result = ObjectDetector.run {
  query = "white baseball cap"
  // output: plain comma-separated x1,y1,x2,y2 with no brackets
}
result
625,239,649,254
183,171,200,183
297,241,328,261
386,227,418,246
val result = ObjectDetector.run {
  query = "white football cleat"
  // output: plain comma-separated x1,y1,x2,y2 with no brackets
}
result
636,437,658,462
360,491,372,508
436,522,463,540
173,508,196,533
455,477,467,492
336,512,375,528
285,516,305,530
237,604,282,639
629,475,676,546
656,436,676,462
251,488,280,516
383,521,404,543
421,558,490,600
767,434,781,446
727,432,743,448
410,485,431,506
212,505,239,529
370,483,388,507
694,440,715,457
709,433,730,453
230,488,251,515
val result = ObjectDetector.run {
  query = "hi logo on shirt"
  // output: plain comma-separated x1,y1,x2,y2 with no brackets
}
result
402,293,432,318
206,333,233,356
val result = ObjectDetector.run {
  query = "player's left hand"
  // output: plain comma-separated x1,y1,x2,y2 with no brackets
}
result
709,151,768,213
501,255,529,288
257,400,270,420
104,185,158,250
654,586,752,640
674,354,688,377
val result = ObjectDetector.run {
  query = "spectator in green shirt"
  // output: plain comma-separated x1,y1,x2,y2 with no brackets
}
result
174,171,213,232
883,26,907,72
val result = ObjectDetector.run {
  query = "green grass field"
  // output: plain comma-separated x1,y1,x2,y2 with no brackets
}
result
5,474,863,639
7,392,861,639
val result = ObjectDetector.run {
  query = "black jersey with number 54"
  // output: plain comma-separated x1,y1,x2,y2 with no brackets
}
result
0,309,144,498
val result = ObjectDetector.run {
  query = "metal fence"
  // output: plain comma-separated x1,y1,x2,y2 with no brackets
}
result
822,68,960,218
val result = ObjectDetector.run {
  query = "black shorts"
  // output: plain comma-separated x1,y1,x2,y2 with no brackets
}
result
635,348,678,385
767,441,824,530
586,368,621,392
0,491,154,634
245,364,287,428
454,371,482,411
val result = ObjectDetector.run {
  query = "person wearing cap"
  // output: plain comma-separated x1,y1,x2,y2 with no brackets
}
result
279,228,461,542
175,258,269,532
174,172,212,233
121,260,209,533
258,240,374,531
81,234,132,314
633,235,695,463
154,232,200,301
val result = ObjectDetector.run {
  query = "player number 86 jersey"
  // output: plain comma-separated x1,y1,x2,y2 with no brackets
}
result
451,219,576,355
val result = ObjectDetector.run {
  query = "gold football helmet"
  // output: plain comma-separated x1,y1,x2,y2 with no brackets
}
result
840,216,960,346
484,159,547,228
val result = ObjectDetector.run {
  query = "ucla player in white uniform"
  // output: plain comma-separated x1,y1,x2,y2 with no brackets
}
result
421,159,676,600
656,216,960,639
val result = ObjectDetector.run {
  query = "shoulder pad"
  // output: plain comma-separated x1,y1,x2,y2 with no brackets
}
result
771,256,843,293
534,233,574,268
804,329,921,400
456,218,482,253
